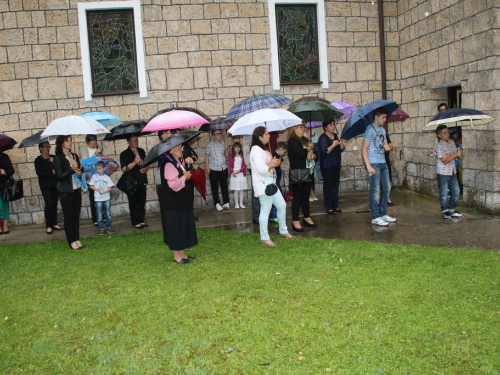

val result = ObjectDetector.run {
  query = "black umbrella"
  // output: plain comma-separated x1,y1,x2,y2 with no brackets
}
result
199,117,236,132
103,120,151,141
18,131,57,148
142,130,202,168
148,107,211,124
0,134,17,151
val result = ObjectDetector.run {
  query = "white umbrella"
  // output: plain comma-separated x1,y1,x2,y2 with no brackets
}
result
227,108,302,136
41,115,110,137
423,108,495,131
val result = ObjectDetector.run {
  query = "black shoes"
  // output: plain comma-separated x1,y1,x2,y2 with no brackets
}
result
174,259,189,265
302,219,317,228
292,224,304,232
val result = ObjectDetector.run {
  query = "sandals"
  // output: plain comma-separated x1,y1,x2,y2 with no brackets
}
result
280,233,296,239
261,240,277,247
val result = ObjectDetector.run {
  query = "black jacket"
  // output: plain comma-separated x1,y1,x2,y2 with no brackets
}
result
34,155,57,189
287,137,309,170
53,152,81,193
0,153,15,189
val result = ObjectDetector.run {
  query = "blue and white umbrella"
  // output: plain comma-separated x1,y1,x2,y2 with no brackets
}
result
226,93,292,120
423,108,494,131
341,100,400,140
80,111,121,128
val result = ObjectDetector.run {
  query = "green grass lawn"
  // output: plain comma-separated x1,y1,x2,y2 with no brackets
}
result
1,228,499,374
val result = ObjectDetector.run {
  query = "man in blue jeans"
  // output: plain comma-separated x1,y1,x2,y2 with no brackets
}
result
362,107,397,226
435,124,464,219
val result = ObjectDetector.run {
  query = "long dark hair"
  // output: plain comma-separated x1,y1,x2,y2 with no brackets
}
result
55,135,70,155
231,141,242,157
251,126,267,151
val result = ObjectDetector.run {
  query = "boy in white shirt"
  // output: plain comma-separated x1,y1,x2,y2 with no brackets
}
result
89,161,115,235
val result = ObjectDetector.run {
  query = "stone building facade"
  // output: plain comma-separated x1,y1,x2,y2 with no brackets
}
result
0,0,499,226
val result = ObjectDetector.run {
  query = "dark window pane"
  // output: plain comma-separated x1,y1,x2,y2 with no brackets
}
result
87,10,139,96
276,5,320,84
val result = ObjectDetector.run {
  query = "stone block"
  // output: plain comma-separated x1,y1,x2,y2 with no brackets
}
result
188,51,212,67
218,34,235,50
221,66,245,87
14,62,28,79
229,18,251,33
148,70,167,90
32,12,46,27
246,34,267,50
0,64,15,81
38,27,57,44
0,29,24,46
37,77,65,99
0,81,23,103
193,67,208,88
354,32,376,47
356,62,376,81
246,65,269,86
204,4,220,19
19,111,47,129
168,52,188,68
191,20,212,35
49,44,64,60
158,37,177,54
144,5,162,21
17,12,33,28
167,20,190,36
212,50,231,66
250,18,268,33
66,76,83,98
207,67,222,87
143,21,167,38
46,10,67,26
347,47,367,62
56,26,79,43
162,6,181,20
326,2,351,16
199,35,218,51
197,100,223,117
238,3,264,18
220,4,238,18
328,32,354,47
167,68,193,90
57,59,80,76
211,19,230,34
346,17,367,32
232,50,252,65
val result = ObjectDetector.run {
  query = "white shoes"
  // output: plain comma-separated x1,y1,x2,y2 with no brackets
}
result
381,215,397,223
222,203,230,210
240,204,245,209
235,204,240,209
215,203,223,212
371,217,389,226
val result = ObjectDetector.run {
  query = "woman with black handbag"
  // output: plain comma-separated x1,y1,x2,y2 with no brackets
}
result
120,134,149,229
53,136,84,249
0,145,15,234
250,126,295,247
35,141,62,234
287,124,317,232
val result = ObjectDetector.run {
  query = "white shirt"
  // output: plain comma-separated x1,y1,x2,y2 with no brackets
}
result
89,173,114,201
250,146,275,197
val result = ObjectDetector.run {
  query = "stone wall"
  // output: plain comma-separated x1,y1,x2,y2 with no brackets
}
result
390,0,500,212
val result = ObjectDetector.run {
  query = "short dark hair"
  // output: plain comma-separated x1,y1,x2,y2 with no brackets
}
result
38,142,49,152
96,161,105,168
125,134,137,141
85,134,97,143
276,142,287,150
437,103,448,111
435,124,448,135
251,126,267,151
322,120,335,131
373,107,388,117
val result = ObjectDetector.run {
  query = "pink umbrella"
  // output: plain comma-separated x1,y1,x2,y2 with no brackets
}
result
386,108,409,123
142,109,209,132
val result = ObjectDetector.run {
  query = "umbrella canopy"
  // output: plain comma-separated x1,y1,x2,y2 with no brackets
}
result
81,156,120,181
80,111,121,127
199,117,236,132
142,130,202,168
0,134,17,151
190,167,207,202
423,108,495,131
288,100,344,123
341,100,400,140
103,120,151,141
228,108,302,136
386,107,410,123
293,96,330,104
331,102,359,121
305,121,324,129
148,106,211,124
142,110,209,133
226,93,292,120
41,116,110,137
18,130,58,148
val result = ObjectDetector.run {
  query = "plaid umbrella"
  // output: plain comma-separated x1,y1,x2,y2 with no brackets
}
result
18,130,58,148
0,134,17,151
103,120,151,141
288,101,343,123
80,111,121,128
199,117,236,132
226,93,292,120
331,102,359,121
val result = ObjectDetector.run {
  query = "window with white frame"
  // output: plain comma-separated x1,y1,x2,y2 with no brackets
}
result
268,0,328,90
78,1,147,101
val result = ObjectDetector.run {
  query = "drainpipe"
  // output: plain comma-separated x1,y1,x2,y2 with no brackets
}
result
378,0,387,100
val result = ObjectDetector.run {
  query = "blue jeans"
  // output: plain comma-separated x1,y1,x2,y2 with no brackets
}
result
258,188,288,241
368,163,390,220
95,199,112,231
437,173,459,212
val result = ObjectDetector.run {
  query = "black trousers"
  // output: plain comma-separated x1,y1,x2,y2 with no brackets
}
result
88,189,97,223
209,168,229,206
156,185,168,244
321,167,341,211
291,182,311,221
59,189,81,245
127,185,146,225
41,187,59,228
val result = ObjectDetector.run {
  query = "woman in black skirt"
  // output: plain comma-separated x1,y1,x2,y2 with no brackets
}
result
34,141,62,234
161,143,198,265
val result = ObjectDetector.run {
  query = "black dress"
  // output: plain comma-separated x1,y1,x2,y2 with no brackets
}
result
34,155,59,228
287,136,312,221
120,147,148,226
161,157,198,251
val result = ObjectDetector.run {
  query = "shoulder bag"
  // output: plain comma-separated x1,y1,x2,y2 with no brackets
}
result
289,168,312,185
117,173,138,195
2,178,24,202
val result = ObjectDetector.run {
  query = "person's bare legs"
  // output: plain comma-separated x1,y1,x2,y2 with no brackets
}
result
173,250,188,263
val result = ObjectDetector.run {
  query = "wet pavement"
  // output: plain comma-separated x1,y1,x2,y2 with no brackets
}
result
1,189,499,250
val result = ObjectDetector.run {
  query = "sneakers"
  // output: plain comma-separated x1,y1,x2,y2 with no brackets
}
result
240,204,245,209
371,217,389,226
450,210,464,218
99,229,105,235
269,217,278,223
215,203,223,212
442,211,452,219
381,215,397,223
235,204,240,209
222,203,230,210
107,228,115,234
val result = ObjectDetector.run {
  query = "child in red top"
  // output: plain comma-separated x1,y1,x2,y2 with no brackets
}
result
228,142,248,209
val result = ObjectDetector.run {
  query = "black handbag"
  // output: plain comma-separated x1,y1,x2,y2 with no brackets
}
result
2,178,24,202
289,168,311,185
117,173,138,195
265,183,278,196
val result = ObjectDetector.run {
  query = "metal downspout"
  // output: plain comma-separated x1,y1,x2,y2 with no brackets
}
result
378,0,387,100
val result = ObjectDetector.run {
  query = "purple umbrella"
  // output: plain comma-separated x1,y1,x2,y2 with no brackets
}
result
331,102,358,121
305,121,323,129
